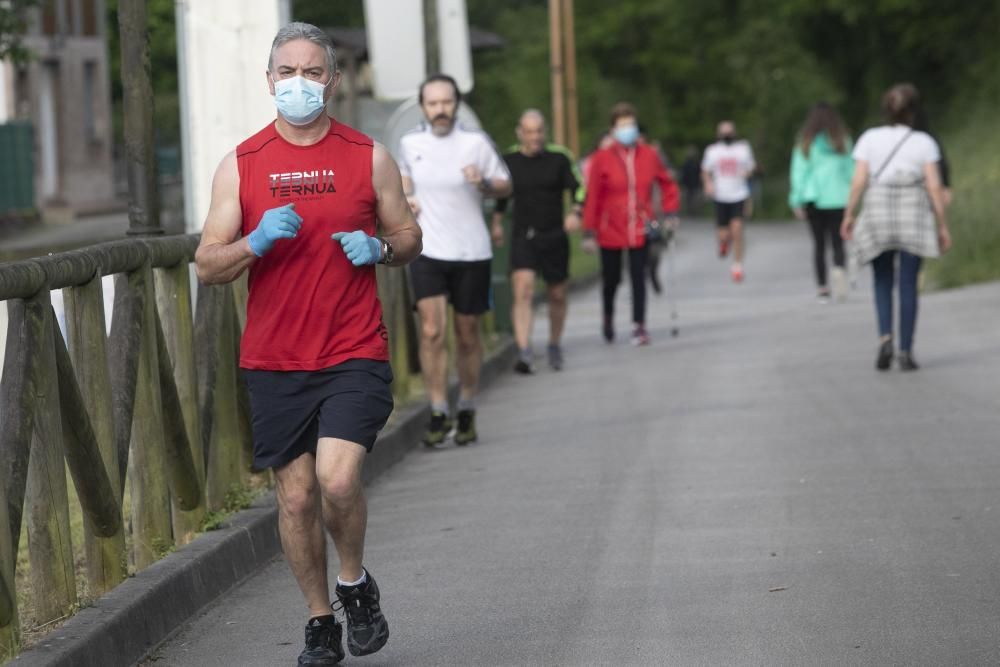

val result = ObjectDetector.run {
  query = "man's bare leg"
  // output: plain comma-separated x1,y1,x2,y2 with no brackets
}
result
730,218,745,281
416,295,449,408
274,453,331,619
315,438,368,583
511,269,536,353
547,281,568,345
454,313,482,401
731,218,745,264
717,225,731,257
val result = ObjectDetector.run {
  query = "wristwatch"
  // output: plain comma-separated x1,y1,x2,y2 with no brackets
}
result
377,237,394,265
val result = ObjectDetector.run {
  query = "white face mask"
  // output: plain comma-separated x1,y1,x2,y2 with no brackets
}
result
272,75,329,126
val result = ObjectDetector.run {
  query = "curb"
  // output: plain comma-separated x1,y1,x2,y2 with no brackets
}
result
12,337,517,667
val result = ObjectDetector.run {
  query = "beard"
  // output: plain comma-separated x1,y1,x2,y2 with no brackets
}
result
430,113,455,135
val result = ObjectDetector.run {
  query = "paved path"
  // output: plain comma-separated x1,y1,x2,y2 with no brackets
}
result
152,221,1000,666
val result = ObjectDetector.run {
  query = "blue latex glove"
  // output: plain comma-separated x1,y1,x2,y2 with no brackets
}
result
247,203,302,257
332,231,382,266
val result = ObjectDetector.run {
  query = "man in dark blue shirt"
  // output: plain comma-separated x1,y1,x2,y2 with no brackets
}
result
492,109,585,373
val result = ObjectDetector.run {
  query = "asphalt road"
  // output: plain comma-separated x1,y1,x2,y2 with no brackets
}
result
151,221,1000,666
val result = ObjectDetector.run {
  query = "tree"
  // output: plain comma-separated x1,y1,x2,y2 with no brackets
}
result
0,0,38,64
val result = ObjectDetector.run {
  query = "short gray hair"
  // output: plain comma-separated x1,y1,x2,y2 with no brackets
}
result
268,22,337,74
518,108,546,127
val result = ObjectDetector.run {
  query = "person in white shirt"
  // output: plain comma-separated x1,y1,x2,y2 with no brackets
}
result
701,121,756,282
399,74,512,447
841,83,951,372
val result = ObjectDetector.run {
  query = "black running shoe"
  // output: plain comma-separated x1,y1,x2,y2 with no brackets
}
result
514,358,534,374
298,614,344,666
602,317,614,343
422,410,452,447
454,409,477,445
335,570,389,657
876,339,893,371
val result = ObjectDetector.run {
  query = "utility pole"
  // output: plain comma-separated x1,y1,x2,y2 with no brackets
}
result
424,0,440,75
548,0,566,146
118,0,162,235
562,0,579,157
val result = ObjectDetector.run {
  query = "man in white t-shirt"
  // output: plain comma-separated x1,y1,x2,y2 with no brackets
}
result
701,120,756,282
399,74,512,447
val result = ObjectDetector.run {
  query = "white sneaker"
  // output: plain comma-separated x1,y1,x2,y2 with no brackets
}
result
831,267,848,302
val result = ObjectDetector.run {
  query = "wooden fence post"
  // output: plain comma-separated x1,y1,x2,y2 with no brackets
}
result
126,265,173,569
195,284,243,511
108,271,144,496
0,480,18,660
63,276,128,595
25,299,78,624
154,264,205,543
0,295,45,660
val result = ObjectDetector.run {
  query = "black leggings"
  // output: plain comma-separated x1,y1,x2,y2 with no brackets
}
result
806,205,846,287
600,246,648,325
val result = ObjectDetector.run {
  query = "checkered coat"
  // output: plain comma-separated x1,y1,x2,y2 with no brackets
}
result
854,182,939,264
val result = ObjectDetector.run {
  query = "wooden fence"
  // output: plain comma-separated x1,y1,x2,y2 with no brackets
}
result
0,233,421,660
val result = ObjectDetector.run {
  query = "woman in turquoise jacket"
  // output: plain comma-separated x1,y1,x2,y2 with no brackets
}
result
789,103,854,301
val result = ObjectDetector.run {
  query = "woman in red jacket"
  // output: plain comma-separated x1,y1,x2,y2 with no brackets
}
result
583,103,679,345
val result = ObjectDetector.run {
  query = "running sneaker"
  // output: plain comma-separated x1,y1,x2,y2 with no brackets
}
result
730,264,744,283
602,317,615,343
298,614,344,666
422,411,452,447
631,326,650,346
335,570,389,657
817,288,831,304
547,343,564,371
719,239,730,258
454,409,477,445
513,349,534,375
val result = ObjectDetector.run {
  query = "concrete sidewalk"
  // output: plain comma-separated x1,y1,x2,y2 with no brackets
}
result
145,221,1000,665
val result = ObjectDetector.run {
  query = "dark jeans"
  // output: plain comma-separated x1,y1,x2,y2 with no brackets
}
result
871,250,922,352
805,204,846,287
601,246,648,325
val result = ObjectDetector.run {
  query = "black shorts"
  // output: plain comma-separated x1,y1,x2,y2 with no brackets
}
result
510,230,569,284
242,359,394,470
714,200,746,227
409,255,492,315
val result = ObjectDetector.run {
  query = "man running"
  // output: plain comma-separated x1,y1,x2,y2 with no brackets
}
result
701,120,756,282
399,74,512,446
491,109,584,373
195,23,421,666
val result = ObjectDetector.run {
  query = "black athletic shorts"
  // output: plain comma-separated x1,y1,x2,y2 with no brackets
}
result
242,359,394,470
409,255,492,315
510,229,569,284
714,200,746,227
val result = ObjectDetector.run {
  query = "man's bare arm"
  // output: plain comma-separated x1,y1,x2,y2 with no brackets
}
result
194,151,256,284
373,143,422,265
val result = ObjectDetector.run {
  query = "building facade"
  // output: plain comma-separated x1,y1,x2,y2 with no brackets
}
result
10,0,116,213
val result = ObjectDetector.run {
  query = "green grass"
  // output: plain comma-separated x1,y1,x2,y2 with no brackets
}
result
927,104,1000,288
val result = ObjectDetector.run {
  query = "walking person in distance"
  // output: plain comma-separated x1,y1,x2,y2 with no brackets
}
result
840,83,952,371
789,102,855,302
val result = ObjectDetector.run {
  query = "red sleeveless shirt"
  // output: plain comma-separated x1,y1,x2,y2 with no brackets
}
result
237,120,389,370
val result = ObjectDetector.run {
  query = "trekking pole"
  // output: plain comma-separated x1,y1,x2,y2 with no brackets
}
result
666,221,679,337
